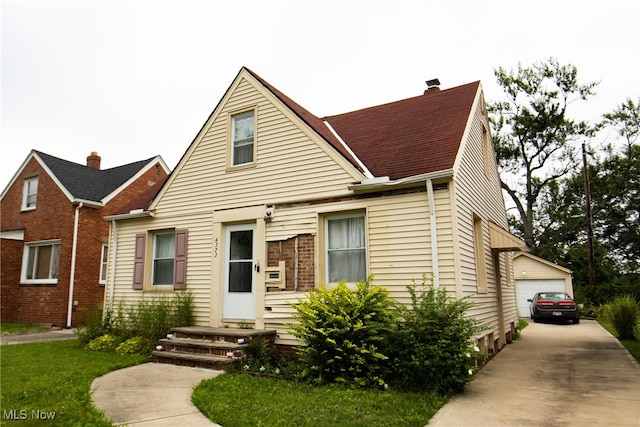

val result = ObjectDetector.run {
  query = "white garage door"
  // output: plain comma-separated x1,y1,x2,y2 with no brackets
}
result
516,279,566,317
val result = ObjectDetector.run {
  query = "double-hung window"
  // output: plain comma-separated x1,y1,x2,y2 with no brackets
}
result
153,232,175,285
99,244,109,284
231,110,255,166
133,229,188,290
22,177,38,210
326,215,367,283
22,240,61,284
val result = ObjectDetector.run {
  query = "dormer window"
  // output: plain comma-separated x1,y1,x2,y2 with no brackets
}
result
22,177,38,211
230,110,255,166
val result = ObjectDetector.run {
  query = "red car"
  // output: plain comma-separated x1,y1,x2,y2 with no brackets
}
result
528,292,580,324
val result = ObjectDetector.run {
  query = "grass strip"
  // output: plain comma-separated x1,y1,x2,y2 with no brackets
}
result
0,339,146,425
0,323,48,335
597,318,640,363
193,373,447,427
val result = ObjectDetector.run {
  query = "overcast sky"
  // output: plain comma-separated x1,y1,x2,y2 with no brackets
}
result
2,0,639,189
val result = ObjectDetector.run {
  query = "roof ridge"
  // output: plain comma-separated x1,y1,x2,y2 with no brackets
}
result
323,81,481,120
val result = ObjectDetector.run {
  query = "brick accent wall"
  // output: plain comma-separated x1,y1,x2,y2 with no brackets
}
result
267,234,315,292
0,157,168,327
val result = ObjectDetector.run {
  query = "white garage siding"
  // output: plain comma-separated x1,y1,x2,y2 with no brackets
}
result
516,279,566,317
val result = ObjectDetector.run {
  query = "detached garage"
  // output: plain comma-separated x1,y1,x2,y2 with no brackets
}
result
513,253,574,317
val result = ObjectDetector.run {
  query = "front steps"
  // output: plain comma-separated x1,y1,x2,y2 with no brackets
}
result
151,326,277,370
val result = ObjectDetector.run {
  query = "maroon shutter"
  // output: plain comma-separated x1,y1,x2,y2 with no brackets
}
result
173,228,188,290
133,233,146,290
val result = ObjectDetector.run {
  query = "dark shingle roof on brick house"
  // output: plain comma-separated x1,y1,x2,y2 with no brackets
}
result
34,151,157,202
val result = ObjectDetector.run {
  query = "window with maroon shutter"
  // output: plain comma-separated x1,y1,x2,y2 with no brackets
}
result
133,233,146,289
173,228,188,289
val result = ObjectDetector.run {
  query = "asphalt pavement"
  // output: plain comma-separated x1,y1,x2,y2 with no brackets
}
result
428,319,640,426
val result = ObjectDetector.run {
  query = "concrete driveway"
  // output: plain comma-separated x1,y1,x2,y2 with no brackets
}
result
428,319,640,426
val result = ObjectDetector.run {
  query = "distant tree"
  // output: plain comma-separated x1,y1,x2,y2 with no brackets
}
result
488,58,598,250
537,144,640,301
601,97,640,155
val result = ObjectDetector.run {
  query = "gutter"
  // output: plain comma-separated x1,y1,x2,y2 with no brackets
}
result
72,198,103,208
107,220,117,313
426,179,440,288
348,169,454,192
104,210,154,221
67,202,83,327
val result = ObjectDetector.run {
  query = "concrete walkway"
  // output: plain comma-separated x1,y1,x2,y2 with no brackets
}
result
428,319,640,426
0,327,77,345
91,363,222,426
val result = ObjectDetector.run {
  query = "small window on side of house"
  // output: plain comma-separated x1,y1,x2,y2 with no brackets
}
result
21,240,61,284
483,125,491,178
473,214,488,293
22,177,38,211
99,244,109,284
230,110,255,167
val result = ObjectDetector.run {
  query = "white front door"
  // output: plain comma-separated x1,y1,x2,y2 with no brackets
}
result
223,223,257,320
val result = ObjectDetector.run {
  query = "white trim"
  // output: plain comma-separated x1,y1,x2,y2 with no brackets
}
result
323,120,374,179
21,176,38,211
103,210,154,221
20,239,62,285
0,230,25,240
426,179,440,288
324,212,367,285
99,243,109,285
67,202,83,327
348,169,454,191
101,156,170,205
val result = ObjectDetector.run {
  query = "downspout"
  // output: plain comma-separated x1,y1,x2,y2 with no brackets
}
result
426,179,440,289
107,220,117,313
294,236,299,292
66,202,83,328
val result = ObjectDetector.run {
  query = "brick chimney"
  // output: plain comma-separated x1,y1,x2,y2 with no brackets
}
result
424,78,441,94
87,152,101,169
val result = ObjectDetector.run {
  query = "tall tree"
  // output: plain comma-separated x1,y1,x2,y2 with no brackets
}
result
601,97,639,156
537,145,640,300
488,58,598,250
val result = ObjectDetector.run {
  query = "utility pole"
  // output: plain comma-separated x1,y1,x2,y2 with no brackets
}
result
582,143,596,296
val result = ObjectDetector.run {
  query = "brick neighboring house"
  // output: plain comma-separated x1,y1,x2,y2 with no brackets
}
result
0,150,170,327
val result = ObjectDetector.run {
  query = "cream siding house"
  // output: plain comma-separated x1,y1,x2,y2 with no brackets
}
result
104,68,527,353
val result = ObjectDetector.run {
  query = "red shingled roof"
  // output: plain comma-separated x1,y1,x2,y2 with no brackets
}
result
324,82,480,180
247,68,479,180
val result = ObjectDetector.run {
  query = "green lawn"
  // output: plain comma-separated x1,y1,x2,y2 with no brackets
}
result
0,339,146,425
597,318,640,363
192,373,447,427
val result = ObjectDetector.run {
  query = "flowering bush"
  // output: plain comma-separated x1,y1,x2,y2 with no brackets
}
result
86,334,120,352
115,336,147,354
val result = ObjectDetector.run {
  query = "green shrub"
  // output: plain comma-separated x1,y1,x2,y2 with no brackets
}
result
387,276,481,395
603,295,639,340
115,336,147,354
289,276,397,388
86,334,120,352
80,291,195,354
76,310,110,347
123,291,195,353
